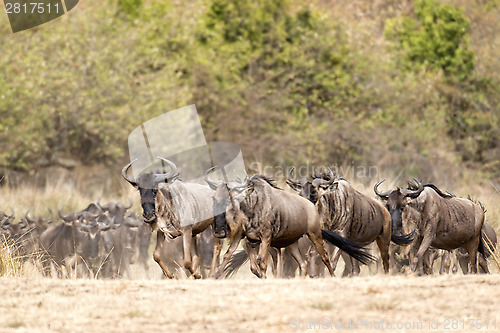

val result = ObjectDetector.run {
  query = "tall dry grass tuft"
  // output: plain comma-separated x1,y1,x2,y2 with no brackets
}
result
0,235,23,277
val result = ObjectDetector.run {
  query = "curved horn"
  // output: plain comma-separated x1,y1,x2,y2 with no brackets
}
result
96,197,102,208
25,209,35,224
7,207,14,219
123,197,133,210
401,178,424,198
58,206,75,222
18,218,27,229
311,177,334,188
156,156,179,182
374,180,391,199
98,216,115,231
121,159,138,187
43,209,54,223
286,167,300,185
204,166,222,190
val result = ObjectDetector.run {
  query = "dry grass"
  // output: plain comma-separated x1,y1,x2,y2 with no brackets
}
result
0,275,498,332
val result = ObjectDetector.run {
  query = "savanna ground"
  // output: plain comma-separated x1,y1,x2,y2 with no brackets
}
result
0,275,499,333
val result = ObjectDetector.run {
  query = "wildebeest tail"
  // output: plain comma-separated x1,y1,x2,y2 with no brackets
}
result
478,234,486,257
222,250,249,278
478,230,495,258
391,230,415,245
321,230,376,265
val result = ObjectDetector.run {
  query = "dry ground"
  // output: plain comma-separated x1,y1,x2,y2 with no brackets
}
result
0,275,498,333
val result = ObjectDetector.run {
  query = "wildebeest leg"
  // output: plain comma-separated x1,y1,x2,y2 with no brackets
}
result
209,237,223,278
478,254,489,273
182,228,201,279
351,258,360,276
244,240,263,278
268,248,278,277
411,234,434,274
439,251,451,274
152,231,175,279
276,248,285,278
307,232,334,276
462,239,479,274
256,237,270,278
376,235,390,274
214,234,244,279
190,235,201,278
330,247,342,273
340,252,353,277
286,242,307,278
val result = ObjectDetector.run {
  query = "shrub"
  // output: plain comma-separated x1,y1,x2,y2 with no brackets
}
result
385,0,475,81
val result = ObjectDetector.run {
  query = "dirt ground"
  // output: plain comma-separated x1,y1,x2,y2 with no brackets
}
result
0,275,498,333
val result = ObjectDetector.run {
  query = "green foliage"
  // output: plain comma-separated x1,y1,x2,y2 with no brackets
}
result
385,0,475,81
117,0,142,17
194,0,356,165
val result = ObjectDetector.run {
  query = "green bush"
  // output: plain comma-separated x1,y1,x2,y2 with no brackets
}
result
385,0,475,81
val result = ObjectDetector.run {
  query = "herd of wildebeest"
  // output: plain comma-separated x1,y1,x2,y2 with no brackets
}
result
0,157,497,279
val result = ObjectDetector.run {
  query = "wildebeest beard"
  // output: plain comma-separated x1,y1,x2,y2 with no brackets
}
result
212,185,231,239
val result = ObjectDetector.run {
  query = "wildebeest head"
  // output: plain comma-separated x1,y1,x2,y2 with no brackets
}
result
1,209,27,242
0,208,15,228
25,209,53,236
77,212,115,265
374,179,423,234
96,198,133,225
287,167,335,203
121,157,179,224
205,166,248,239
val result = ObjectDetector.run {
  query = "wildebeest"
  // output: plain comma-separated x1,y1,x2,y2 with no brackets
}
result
287,169,412,276
39,207,86,277
206,170,374,278
121,157,219,279
40,206,111,278
374,179,485,273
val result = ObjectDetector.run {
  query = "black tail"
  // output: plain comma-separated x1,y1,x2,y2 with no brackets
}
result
321,230,376,265
391,230,415,246
222,250,249,278
478,234,486,257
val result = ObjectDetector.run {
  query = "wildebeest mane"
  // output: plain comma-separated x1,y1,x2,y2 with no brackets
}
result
250,175,282,190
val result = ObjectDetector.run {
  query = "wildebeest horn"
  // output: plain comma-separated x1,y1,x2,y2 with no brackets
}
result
18,218,28,229
43,209,54,223
156,156,179,182
7,207,14,219
25,209,35,224
401,178,423,198
121,159,138,187
98,215,115,231
312,176,334,188
58,206,77,222
96,197,102,208
123,197,133,210
286,167,300,186
204,166,222,190
374,180,391,199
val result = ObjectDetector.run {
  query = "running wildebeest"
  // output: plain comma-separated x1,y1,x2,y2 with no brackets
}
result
287,169,412,276
121,157,219,279
374,179,486,273
206,169,375,278
205,168,301,278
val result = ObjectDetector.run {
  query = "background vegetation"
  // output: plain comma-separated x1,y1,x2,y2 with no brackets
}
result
0,0,498,189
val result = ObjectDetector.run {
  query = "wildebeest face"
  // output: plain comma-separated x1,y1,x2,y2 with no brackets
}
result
121,157,179,225
212,185,231,238
299,182,319,204
138,183,159,224
387,190,406,235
